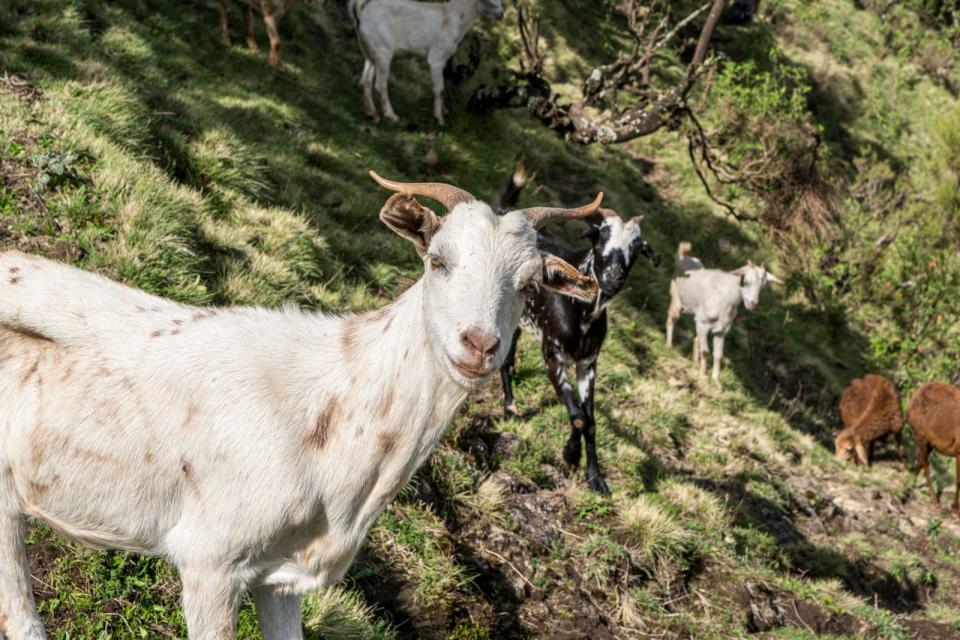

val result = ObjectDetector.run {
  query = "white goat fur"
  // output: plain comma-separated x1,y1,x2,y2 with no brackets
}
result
349,0,503,124
665,242,782,384
0,194,595,639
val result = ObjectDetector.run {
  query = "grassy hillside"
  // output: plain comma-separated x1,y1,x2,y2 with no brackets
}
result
1,0,959,638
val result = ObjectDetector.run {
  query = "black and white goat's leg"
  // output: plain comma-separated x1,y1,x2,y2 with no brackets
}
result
544,346,587,470
499,328,522,419
577,357,608,494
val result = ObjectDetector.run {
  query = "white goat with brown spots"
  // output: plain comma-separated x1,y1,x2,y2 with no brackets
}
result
0,174,600,640
348,0,504,124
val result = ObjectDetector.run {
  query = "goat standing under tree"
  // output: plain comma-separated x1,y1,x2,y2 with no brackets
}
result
0,175,601,639
218,0,308,72
498,166,661,493
348,0,504,124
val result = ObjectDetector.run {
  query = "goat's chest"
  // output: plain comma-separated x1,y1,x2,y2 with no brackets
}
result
524,293,607,361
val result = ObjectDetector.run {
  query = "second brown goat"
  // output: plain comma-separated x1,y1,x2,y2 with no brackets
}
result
908,381,960,514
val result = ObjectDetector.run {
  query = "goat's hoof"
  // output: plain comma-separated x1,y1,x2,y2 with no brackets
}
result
563,440,582,468
384,113,400,123
503,402,519,420
586,471,610,495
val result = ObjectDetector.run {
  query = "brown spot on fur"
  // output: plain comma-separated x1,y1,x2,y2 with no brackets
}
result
9,276,20,284
172,319,184,326
144,451,155,464
20,357,39,387
135,305,146,313
150,330,162,338
375,385,395,419
171,329,181,336
181,457,200,497
183,403,199,429
306,397,340,450
27,480,49,502
376,431,400,459
9,266,20,274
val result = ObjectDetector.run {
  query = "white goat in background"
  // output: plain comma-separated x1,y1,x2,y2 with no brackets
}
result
666,242,783,384
348,0,504,124
0,174,600,640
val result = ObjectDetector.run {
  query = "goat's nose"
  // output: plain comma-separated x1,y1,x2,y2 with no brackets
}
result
460,328,500,358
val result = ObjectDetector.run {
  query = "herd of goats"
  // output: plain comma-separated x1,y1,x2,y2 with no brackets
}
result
0,0,957,637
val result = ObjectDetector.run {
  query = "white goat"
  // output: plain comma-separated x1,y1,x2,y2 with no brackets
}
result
0,174,600,640
348,0,504,124
665,242,783,384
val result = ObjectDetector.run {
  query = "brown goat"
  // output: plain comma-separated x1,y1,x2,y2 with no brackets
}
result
908,382,960,514
835,374,905,467
218,0,302,71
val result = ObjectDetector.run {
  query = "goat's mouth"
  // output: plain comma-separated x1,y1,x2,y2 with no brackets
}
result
744,301,757,311
449,358,492,381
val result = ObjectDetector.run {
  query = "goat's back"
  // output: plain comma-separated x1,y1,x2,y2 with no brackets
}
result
908,382,960,454
839,374,902,440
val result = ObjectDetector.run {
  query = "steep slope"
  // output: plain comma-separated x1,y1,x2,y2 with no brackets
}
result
1,0,959,638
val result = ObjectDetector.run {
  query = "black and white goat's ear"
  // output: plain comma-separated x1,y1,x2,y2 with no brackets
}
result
379,193,442,257
539,252,598,303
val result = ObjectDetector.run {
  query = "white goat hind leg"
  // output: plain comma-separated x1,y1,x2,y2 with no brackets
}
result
711,330,726,385
428,54,447,125
253,587,303,640
374,54,398,123
360,60,379,121
0,513,46,639
180,567,243,640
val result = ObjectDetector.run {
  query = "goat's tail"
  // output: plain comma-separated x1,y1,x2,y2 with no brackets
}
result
497,159,528,210
677,241,692,259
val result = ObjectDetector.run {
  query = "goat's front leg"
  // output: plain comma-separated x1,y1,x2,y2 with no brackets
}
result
577,358,608,494
374,54,398,122
710,329,727,385
218,0,232,46
0,513,46,639
428,53,447,125
544,347,586,470
499,328,521,419
243,2,257,49
253,586,303,640
180,567,244,640
695,320,711,378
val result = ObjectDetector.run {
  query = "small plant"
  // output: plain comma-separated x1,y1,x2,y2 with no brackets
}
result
30,148,86,191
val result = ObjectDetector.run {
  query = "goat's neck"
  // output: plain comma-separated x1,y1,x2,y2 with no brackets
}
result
337,280,467,454
443,0,482,42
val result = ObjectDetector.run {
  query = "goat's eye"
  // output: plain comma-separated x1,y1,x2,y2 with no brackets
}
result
428,255,445,271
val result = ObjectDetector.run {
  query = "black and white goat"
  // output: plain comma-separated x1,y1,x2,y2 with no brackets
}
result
498,169,661,493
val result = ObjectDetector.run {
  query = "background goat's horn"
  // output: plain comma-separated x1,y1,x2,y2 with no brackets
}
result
521,192,604,229
369,171,474,211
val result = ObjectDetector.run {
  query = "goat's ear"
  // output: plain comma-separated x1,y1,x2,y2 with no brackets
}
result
730,266,748,277
380,193,441,257
577,225,600,241
540,252,598,304
766,271,785,285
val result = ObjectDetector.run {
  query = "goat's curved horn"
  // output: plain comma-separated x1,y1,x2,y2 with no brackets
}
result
369,171,474,211
521,192,604,229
